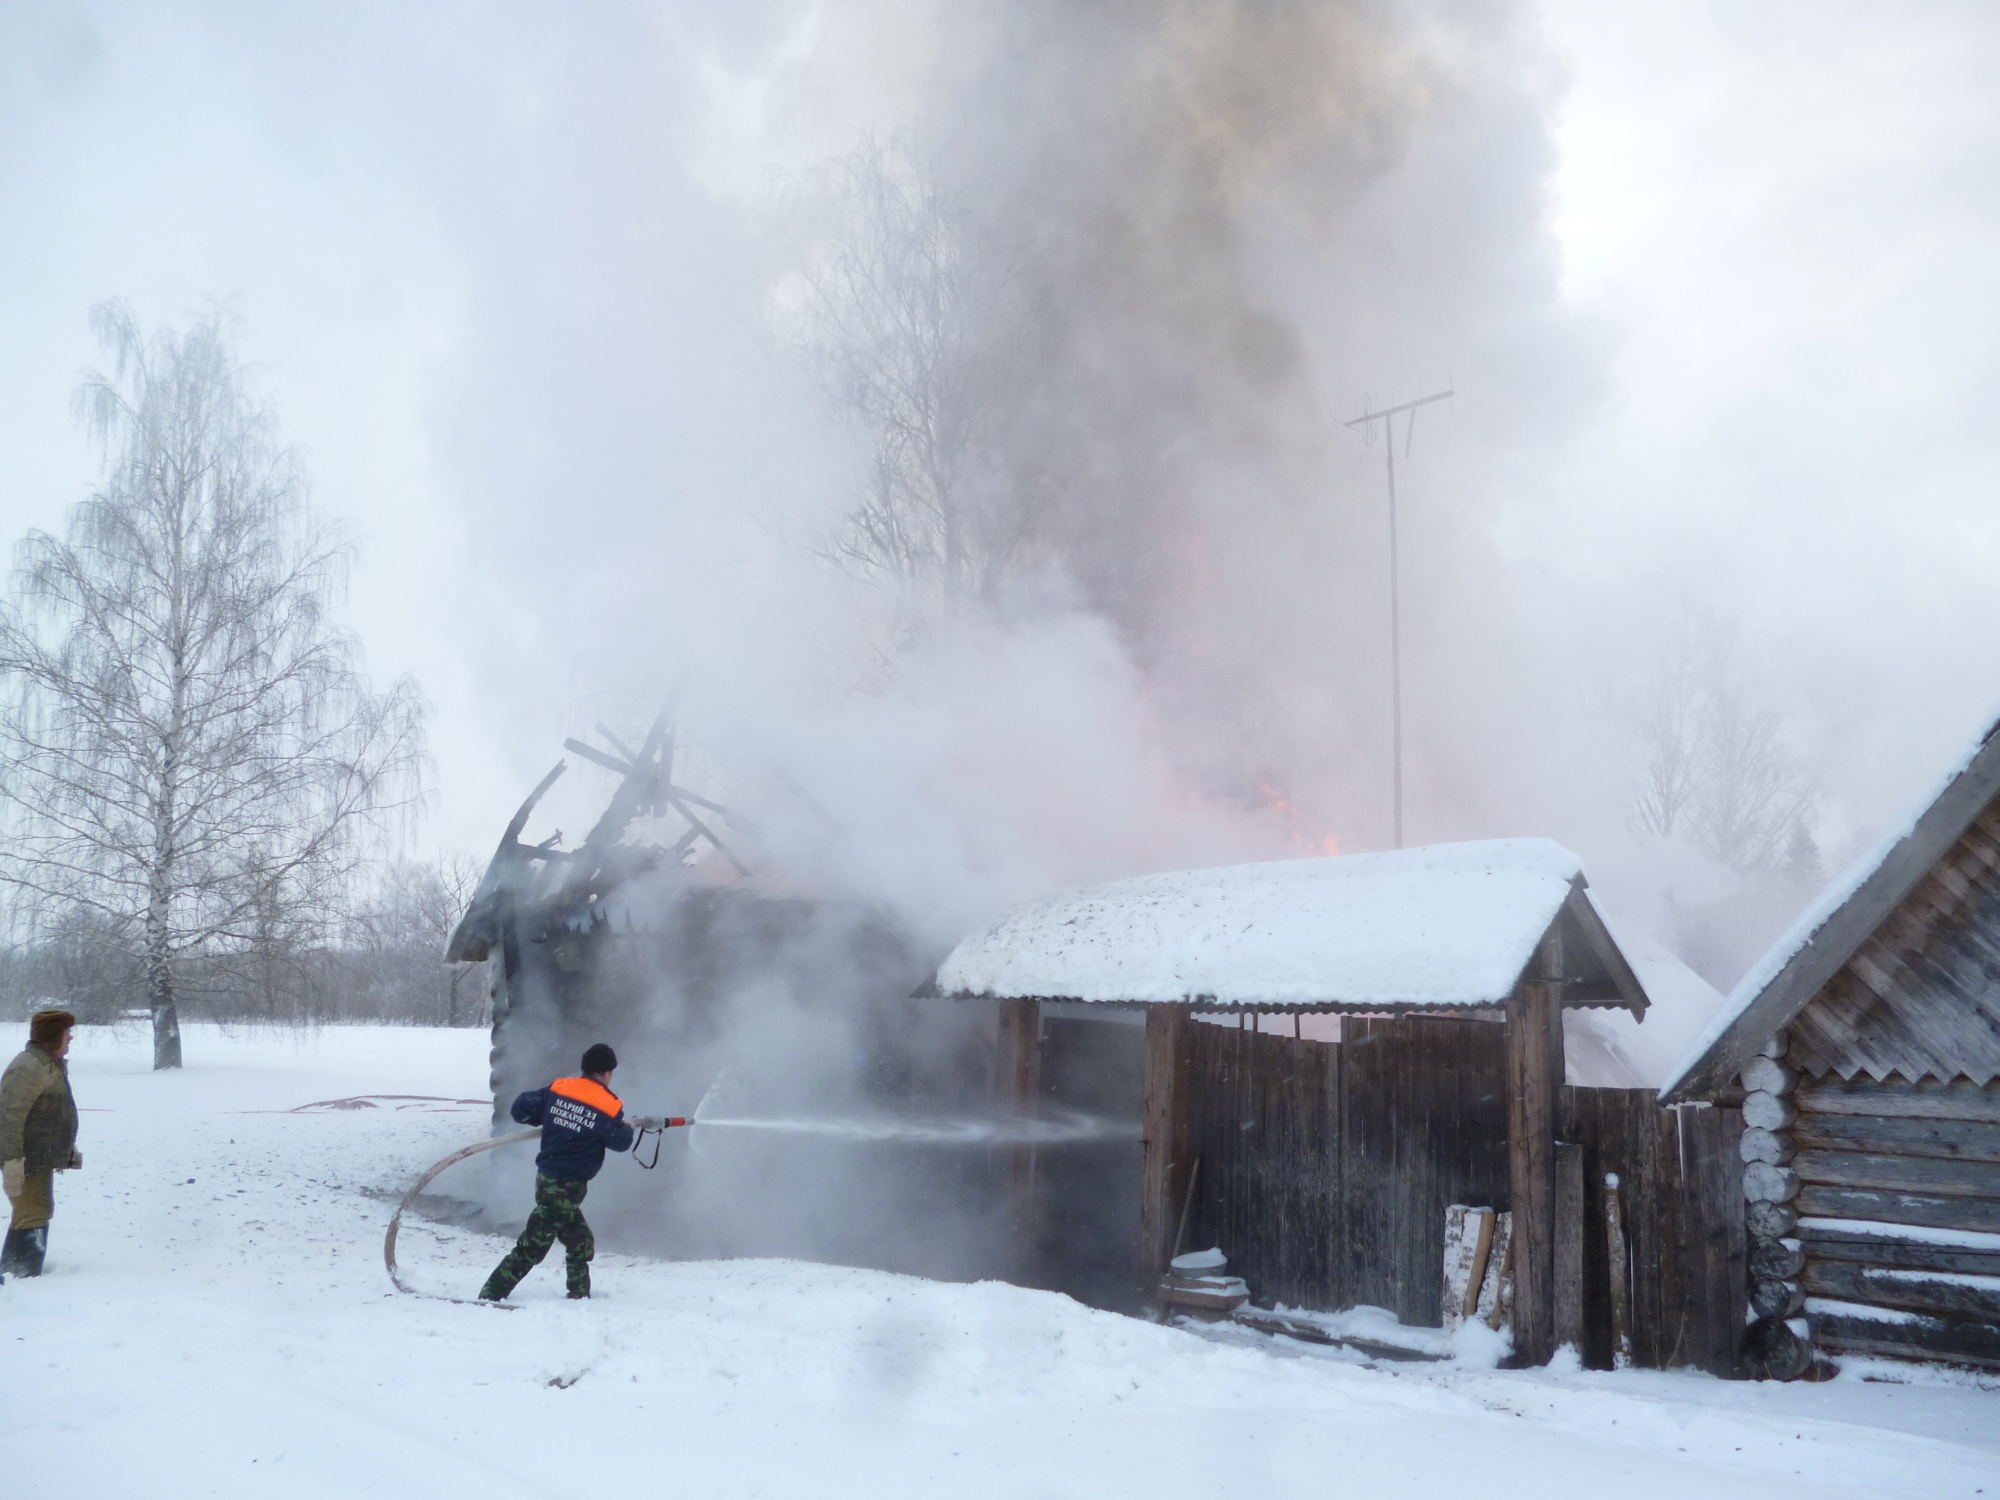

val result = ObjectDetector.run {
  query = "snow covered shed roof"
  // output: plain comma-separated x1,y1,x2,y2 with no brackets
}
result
926,839,1649,1015
1661,714,2000,1103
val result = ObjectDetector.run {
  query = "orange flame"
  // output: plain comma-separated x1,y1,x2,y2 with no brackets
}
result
1257,780,1341,858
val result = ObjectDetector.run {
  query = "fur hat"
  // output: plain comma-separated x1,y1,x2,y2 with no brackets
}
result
580,1042,617,1077
29,1009,76,1050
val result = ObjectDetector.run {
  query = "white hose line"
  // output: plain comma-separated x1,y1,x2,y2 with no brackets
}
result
383,1127,539,1303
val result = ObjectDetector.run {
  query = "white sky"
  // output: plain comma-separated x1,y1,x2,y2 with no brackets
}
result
1531,0,2000,846
1,1,1996,871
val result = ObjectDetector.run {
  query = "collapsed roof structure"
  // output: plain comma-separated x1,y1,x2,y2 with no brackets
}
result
444,720,996,1282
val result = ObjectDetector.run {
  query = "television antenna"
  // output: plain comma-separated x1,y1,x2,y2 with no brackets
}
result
1346,386,1452,849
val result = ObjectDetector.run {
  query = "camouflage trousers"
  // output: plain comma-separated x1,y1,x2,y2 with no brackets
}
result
480,1173,594,1300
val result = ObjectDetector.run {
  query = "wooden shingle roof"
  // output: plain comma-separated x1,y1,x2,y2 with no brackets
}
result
1663,717,2000,1101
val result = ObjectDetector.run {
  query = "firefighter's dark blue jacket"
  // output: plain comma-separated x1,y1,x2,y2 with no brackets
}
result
511,1075,634,1181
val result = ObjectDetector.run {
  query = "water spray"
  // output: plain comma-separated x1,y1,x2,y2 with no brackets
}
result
686,1110,1133,1147
384,1099,1130,1302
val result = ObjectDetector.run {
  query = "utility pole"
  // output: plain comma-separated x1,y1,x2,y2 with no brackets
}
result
1347,387,1452,849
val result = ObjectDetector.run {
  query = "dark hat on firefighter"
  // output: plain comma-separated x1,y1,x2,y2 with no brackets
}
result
581,1042,617,1077
30,1008,77,1050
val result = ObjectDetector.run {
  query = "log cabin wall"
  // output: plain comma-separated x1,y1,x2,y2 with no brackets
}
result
1752,798,2000,1371
1784,1068,2000,1369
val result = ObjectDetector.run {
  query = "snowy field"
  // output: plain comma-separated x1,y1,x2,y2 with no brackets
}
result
5,1024,1998,1499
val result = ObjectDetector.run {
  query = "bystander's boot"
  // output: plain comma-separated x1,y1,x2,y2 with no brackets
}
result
1,1226,46,1278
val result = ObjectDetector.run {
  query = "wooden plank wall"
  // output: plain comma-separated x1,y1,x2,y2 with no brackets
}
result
1792,1077,2000,1369
1559,1088,1746,1374
1181,1024,1744,1369
1184,1016,1509,1326
1184,1022,1339,1310
1346,1017,1513,1324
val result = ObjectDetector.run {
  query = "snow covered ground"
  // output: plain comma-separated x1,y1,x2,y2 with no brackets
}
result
6,1023,1998,1499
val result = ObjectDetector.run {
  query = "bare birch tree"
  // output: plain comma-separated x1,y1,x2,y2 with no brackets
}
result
0,302,427,1067
787,135,1038,616
1618,612,1817,873
1623,639,1706,841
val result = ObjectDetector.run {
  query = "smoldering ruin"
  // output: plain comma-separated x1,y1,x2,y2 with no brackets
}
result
447,718,1147,1306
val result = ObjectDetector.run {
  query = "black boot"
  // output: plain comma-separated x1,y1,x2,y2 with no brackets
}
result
1,1227,46,1278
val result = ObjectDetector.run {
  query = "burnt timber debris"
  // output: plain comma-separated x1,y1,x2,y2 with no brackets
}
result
448,715,950,1112
444,719,1023,1290
447,713,749,973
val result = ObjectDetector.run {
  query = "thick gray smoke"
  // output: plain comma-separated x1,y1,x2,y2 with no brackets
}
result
470,1,1617,1297
667,0,1607,928
915,4,1595,848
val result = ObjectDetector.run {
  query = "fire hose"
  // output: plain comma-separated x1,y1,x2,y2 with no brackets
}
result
384,1118,688,1305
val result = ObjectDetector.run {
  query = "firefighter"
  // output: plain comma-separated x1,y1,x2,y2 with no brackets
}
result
480,1042,664,1301
1,1008,82,1281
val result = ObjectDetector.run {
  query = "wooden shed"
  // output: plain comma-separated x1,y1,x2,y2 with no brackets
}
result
1663,719,2000,1374
930,839,1731,1366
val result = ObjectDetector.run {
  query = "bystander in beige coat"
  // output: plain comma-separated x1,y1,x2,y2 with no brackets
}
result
1,1008,81,1279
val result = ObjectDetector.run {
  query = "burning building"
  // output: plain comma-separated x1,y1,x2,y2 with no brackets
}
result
443,717,1131,1293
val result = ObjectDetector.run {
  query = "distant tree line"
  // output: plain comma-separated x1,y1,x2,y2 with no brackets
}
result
0,855,483,1028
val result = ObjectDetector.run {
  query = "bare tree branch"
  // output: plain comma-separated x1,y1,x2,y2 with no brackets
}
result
1614,612,1817,875
785,134,1043,630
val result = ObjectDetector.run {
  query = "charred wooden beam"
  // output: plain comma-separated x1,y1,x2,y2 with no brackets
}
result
1811,1308,2000,1371
594,722,640,765
667,784,737,820
563,737,636,778
667,795,752,877
445,760,569,962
